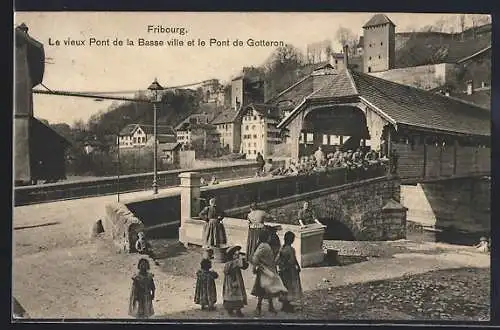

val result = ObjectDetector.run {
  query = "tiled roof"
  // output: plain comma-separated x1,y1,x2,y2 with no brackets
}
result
32,118,72,147
141,125,175,136
274,68,490,137
395,33,491,68
119,124,175,136
156,135,177,143
245,103,280,119
177,122,216,131
159,142,181,151
266,75,314,108
445,89,491,110
308,70,358,100
211,107,242,124
350,71,490,136
119,124,138,136
363,14,395,28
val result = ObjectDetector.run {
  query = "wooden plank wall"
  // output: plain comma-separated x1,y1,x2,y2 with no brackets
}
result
395,142,490,181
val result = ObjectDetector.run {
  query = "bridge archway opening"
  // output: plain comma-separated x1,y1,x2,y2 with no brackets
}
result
299,105,371,158
320,217,356,241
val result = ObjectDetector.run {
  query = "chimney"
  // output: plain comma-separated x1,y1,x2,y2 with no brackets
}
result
343,44,349,68
467,80,473,95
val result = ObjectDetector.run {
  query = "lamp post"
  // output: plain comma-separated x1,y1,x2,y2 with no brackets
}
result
147,78,164,194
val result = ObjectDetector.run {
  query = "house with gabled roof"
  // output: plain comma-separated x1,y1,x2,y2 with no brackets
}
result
118,123,176,148
240,103,281,159
211,107,245,153
269,62,490,179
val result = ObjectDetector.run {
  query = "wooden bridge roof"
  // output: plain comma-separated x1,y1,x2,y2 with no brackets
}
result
274,69,490,138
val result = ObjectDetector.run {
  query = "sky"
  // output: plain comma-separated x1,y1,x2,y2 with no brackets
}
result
14,12,484,125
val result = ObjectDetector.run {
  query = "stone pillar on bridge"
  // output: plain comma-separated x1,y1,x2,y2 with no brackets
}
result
178,171,202,246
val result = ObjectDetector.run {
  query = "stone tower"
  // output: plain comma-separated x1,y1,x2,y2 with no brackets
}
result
362,14,396,73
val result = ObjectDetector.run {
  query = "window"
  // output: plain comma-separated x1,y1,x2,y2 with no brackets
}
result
253,116,257,120
368,67,372,73
323,134,328,145
369,43,372,47
133,137,137,143
248,143,251,147
299,133,305,144
253,150,256,154
369,56,372,60
245,125,249,130
306,133,314,144
342,136,351,144
335,59,338,64
329,135,340,145
252,125,255,130
380,42,383,46
378,55,381,59
253,134,257,139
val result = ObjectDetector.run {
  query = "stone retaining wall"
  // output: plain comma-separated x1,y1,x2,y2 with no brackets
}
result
103,203,144,253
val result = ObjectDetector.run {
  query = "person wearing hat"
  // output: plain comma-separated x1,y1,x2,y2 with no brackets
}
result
474,236,490,253
199,197,227,248
246,202,274,260
223,246,249,317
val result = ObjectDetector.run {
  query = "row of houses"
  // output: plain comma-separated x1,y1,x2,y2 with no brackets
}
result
117,13,491,162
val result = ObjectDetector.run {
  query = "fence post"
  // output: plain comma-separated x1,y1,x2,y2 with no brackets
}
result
178,172,202,245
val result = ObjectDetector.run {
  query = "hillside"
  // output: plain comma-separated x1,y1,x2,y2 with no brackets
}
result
394,23,491,68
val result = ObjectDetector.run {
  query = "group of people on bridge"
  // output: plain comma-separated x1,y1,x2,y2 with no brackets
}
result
254,145,396,179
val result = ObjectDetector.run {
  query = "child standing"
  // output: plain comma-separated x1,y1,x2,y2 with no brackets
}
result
276,231,303,313
474,236,490,253
135,231,159,266
223,246,249,317
194,258,219,311
129,258,156,319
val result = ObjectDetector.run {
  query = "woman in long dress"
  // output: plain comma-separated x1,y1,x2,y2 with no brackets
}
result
276,231,303,313
199,197,227,248
251,230,288,315
129,258,156,319
246,202,272,260
223,246,249,317
194,258,218,310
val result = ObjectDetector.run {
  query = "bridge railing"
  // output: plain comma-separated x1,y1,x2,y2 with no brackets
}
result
199,163,388,213
13,161,284,206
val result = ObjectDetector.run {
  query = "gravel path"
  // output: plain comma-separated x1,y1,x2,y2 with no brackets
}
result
13,237,490,320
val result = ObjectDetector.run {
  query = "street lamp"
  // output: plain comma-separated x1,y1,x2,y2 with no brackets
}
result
147,78,164,194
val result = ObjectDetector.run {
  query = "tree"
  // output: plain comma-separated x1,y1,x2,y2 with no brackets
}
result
263,44,305,100
335,27,358,55
72,119,87,131
469,14,491,39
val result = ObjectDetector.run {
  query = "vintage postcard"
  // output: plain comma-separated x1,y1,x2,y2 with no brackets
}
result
12,12,491,322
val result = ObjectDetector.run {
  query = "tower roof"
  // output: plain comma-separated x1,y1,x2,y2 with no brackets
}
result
363,14,396,28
